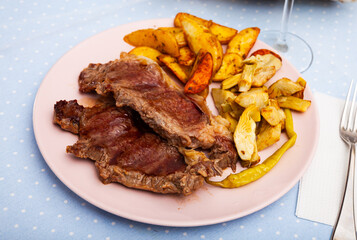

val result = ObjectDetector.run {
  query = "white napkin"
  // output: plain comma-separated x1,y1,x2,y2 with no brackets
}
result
296,92,350,226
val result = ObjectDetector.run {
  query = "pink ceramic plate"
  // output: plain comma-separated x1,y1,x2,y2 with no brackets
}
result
33,18,319,227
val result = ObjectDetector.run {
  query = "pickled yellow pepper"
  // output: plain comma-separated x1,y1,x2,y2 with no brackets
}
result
206,109,297,188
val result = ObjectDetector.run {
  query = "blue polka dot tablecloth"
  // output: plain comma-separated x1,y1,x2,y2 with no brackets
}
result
1,0,356,239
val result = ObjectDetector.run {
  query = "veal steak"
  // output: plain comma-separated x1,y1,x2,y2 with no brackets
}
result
79,53,238,172
54,100,204,195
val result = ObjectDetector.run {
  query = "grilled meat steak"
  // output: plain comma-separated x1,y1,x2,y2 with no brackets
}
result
79,53,238,172
54,100,204,195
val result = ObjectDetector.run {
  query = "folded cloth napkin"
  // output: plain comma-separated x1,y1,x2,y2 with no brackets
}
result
296,92,350,226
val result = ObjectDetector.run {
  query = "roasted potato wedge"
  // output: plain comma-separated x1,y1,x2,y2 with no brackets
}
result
181,16,223,74
235,86,269,109
256,119,282,151
158,54,190,83
177,47,195,66
226,27,260,59
250,49,282,62
268,78,305,98
124,28,180,57
128,46,163,65
212,53,243,81
184,50,213,94
158,27,187,47
174,12,237,44
277,96,311,112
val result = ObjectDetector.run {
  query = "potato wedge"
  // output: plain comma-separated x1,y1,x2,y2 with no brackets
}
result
174,12,237,44
177,47,195,66
180,15,223,74
256,120,282,151
250,49,282,62
184,50,213,94
158,27,187,47
212,53,243,81
158,54,190,83
235,86,269,109
268,78,305,98
277,96,311,112
128,46,163,65
226,27,260,59
124,28,180,57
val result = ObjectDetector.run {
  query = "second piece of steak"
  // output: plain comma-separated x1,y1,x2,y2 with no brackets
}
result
54,100,204,195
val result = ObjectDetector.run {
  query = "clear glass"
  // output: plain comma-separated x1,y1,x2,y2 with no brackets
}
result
259,0,313,73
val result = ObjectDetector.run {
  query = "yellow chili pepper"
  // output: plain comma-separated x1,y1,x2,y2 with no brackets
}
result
206,109,296,188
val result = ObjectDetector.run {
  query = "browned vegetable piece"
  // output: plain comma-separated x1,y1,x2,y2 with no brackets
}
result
180,15,223,74
292,77,307,99
250,49,282,62
277,96,311,112
256,119,282,151
128,46,163,65
174,12,237,44
268,78,305,98
212,53,243,81
158,27,187,47
158,54,190,83
261,99,286,126
184,50,213,94
177,47,195,66
124,28,180,57
226,27,260,59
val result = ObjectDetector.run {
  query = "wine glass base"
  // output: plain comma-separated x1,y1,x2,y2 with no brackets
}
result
259,30,313,73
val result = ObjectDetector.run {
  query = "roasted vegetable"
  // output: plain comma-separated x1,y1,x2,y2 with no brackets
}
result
211,88,237,114
268,78,305,99
174,12,237,44
233,105,260,161
261,99,286,126
158,54,190,83
158,27,187,47
177,47,195,66
206,109,297,188
226,27,260,59
277,96,311,112
221,73,242,90
235,87,269,109
256,119,282,151
292,77,307,99
212,53,243,81
180,15,223,74
128,46,163,65
124,28,180,57
184,50,213,94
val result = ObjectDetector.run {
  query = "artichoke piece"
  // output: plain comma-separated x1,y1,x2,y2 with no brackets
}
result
292,77,307,99
256,119,282,151
261,99,286,126
233,105,260,161
268,78,305,99
277,96,311,112
238,63,256,92
211,88,237,115
235,86,269,109
223,112,238,132
221,73,242,90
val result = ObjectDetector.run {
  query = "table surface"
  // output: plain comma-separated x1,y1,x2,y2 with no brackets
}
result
0,0,356,239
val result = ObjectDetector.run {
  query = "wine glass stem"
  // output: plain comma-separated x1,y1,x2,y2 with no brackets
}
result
278,0,294,49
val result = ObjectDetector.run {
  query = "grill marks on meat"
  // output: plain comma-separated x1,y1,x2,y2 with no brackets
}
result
54,100,203,195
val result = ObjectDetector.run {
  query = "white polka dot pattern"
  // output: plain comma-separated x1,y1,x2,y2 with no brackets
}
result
0,0,354,239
